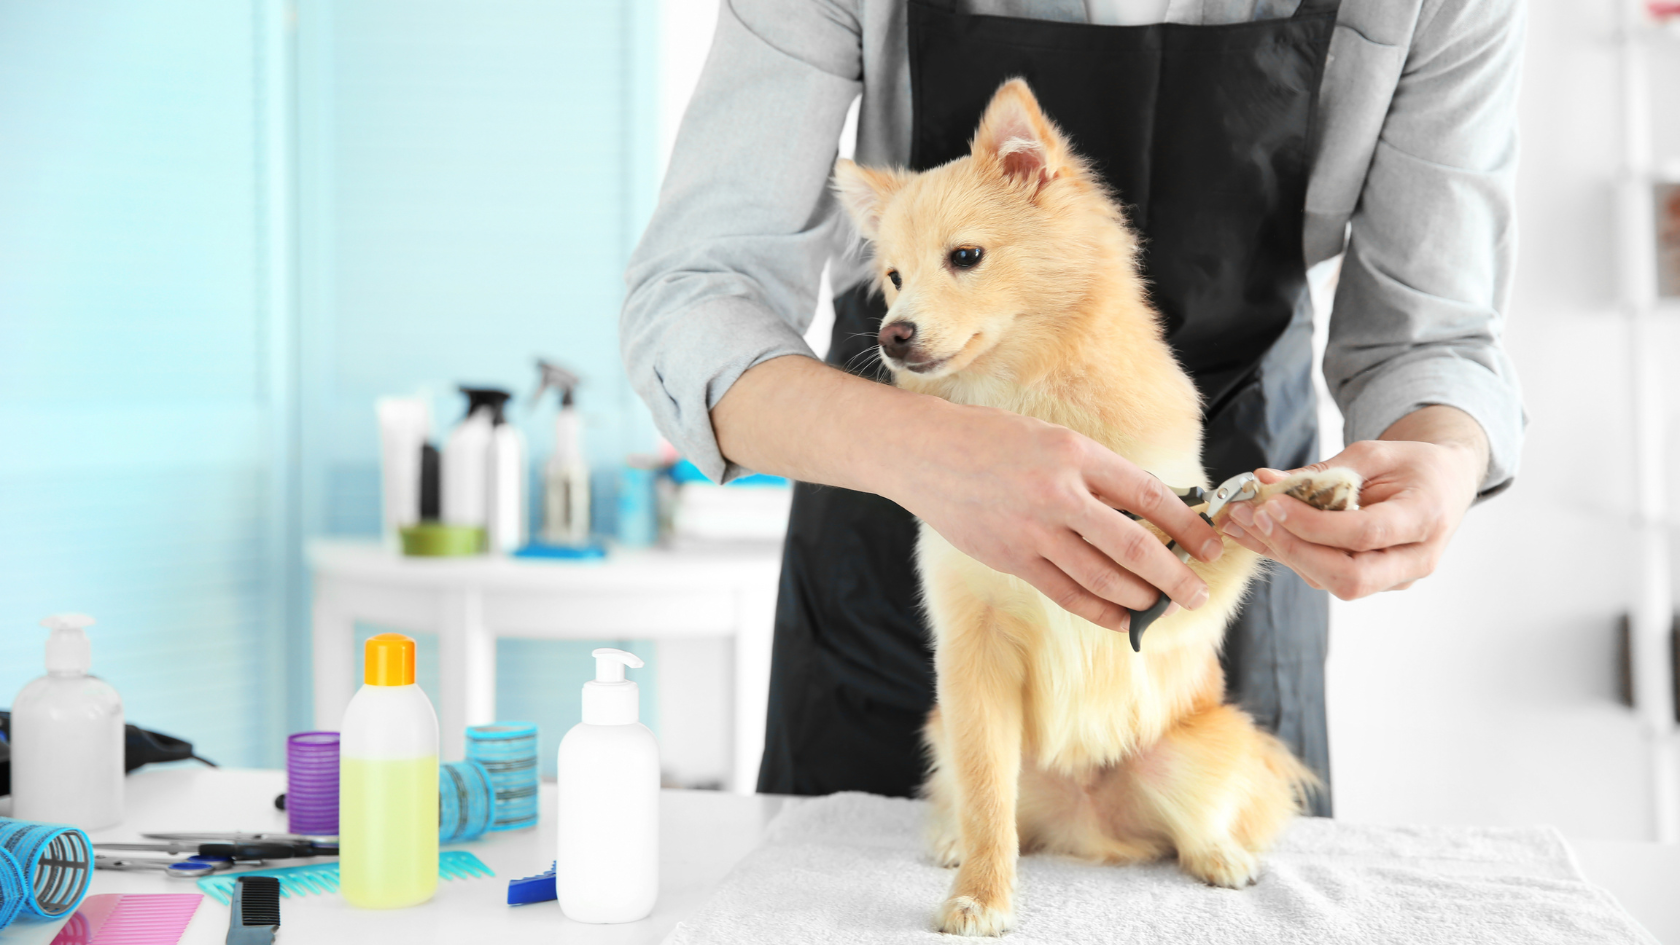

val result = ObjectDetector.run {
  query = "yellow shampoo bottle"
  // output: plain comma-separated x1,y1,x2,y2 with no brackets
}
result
340,633,439,908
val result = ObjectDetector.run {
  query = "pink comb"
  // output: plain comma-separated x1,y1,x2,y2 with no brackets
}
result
49,894,202,945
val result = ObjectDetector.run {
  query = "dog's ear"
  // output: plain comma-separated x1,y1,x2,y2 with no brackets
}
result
833,159,907,241
971,79,1068,194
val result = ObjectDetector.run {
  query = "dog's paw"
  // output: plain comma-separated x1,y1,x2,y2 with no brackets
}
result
1179,843,1260,889
1272,467,1361,512
929,833,963,868
935,895,1016,937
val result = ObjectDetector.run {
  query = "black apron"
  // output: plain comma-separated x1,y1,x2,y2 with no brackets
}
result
759,0,1339,816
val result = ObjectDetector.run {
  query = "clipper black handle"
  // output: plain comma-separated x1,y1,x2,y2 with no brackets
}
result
202,841,307,861
1126,592,1173,652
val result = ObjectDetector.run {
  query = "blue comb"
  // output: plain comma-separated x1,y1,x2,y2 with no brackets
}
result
196,851,495,905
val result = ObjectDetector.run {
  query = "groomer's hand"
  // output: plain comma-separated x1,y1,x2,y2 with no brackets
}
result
1220,405,1489,599
710,355,1223,634
880,404,1224,634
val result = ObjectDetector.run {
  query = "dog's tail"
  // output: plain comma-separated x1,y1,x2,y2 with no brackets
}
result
1259,729,1322,816
1227,720,1323,854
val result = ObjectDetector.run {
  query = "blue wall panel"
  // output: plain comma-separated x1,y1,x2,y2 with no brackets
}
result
292,0,663,747
1,0,663,773
0,2,286,767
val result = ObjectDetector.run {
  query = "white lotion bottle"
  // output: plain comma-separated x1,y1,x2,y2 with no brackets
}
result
557,648,659,923
11,613,125,830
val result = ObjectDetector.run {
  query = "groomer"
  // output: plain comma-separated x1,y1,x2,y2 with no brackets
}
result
622,0,1524,815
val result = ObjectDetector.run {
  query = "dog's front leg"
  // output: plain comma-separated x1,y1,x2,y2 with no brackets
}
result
932,607,1026,937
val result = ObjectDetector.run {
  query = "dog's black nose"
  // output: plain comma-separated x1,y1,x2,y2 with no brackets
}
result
879,321,917,361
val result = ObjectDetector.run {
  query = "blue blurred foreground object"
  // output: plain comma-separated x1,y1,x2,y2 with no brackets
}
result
506,861,556,905
669,458,786,487
616,463,661,547
196,851,494,905
512,541,606,561
0,817,94,926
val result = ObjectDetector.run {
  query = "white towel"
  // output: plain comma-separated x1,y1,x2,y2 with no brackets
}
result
667,792,1657,944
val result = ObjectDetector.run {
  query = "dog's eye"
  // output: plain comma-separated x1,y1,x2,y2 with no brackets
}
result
887,270,901,289
949,246,984,270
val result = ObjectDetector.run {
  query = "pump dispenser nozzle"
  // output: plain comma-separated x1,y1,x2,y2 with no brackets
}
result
40,612,95,674
582,648,644,725
593,647,643,682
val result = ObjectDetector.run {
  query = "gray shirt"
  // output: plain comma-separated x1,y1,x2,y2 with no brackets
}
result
621,0,1526,490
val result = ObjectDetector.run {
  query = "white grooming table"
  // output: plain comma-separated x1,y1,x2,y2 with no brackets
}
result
306,539,781,792
0,768,1673,944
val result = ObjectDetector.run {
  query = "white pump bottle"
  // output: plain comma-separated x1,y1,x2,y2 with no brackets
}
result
556,647,659,923
10,613,125,830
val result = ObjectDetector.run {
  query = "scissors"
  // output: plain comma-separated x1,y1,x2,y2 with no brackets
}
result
143,831,335,844
96,839,337,860
94,853,236,878
1124,472,1261,653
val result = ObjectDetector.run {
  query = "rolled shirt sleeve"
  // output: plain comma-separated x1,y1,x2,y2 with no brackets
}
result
620,0,863,483
1324,0,1527,497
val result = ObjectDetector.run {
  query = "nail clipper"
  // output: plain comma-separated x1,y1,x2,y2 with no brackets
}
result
1126,472,1260,653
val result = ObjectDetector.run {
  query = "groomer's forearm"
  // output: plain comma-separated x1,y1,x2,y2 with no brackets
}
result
711,354,951,496
1380,404,1491,493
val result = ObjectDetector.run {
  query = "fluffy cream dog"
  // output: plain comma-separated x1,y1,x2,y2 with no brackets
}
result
833,79,1361,936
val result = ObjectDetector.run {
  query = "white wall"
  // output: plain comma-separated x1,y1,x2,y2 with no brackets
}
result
1325,0,1680,842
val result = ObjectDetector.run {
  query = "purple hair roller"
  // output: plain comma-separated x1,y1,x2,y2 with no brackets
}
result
286,731,340,835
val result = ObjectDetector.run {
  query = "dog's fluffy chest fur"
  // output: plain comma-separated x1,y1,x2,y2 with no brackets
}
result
906,348,1237,772
917,509,1232,775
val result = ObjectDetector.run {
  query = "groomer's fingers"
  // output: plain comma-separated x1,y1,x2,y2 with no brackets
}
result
1240,504,1434,599
1222,517,1327,589
1072,500,1210,609
1083,449,1223,563
1016,556,1130,633
1044,526,1169,611
1219,517,1270,557
1260,494,1433,553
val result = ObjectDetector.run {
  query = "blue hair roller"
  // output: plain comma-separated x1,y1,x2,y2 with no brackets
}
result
0,817,93,928
0,847,26,931
465,722,539,832
439,759,496,844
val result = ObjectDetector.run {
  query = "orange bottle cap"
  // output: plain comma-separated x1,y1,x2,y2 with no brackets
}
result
364,633,416,686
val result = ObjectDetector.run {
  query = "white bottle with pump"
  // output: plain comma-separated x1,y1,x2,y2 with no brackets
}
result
442,387,526,554
11,613,125,830
557,648,659,923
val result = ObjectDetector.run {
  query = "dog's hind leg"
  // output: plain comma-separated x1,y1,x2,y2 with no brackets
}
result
1116,702,1314,888
929,604,1028,936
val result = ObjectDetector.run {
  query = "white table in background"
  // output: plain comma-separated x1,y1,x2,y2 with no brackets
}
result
307,539,781,792
1,768,1673,944
0,767,788,945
